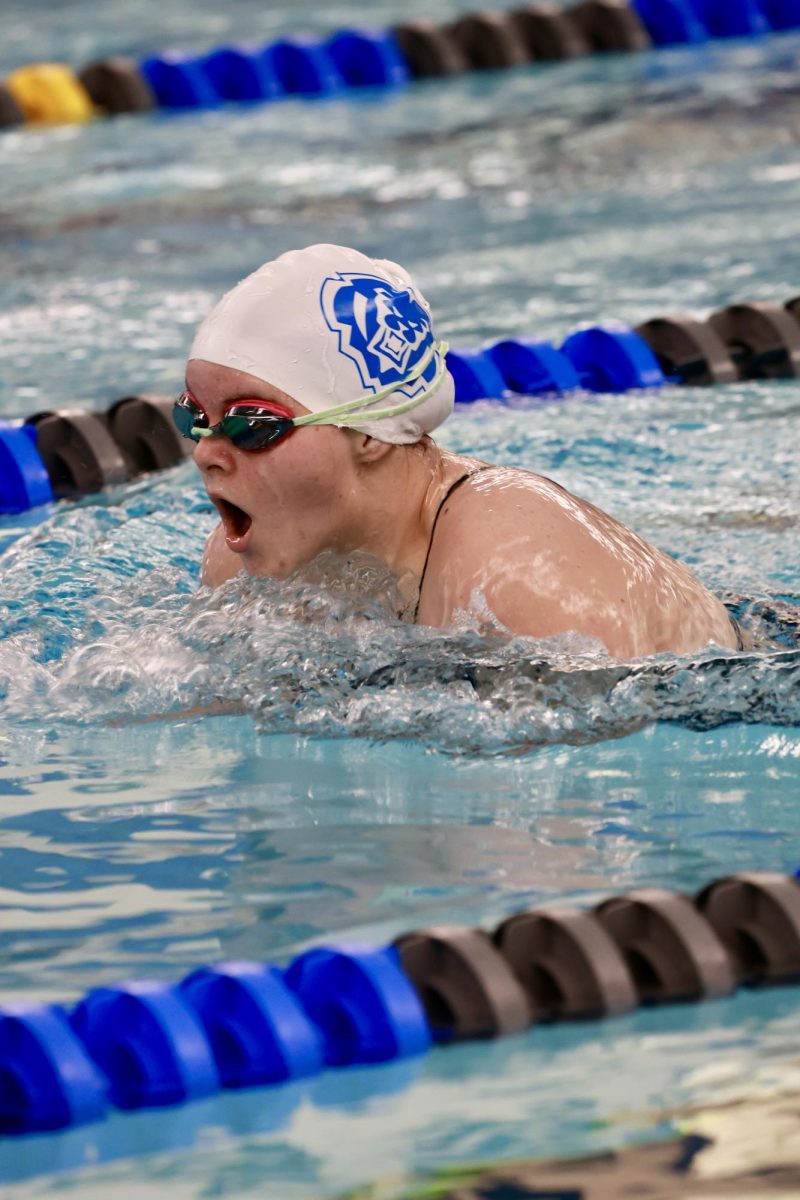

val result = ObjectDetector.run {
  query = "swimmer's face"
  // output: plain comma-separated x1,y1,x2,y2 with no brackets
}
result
186,359,364,578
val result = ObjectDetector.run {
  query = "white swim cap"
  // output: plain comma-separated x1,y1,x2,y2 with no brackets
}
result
188,243,454,445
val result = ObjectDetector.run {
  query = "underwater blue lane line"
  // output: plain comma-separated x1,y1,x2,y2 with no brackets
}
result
1,872,799,1138
4,0,800,130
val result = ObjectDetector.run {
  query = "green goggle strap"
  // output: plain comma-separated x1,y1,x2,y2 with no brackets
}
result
291,339,449,427
190,339,449,439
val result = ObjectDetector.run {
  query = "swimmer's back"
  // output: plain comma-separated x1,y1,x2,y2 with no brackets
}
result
417,465,738,657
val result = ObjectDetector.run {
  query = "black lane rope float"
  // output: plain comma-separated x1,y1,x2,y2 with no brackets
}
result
1,870,799,1135
2,293,798,516
2,0,800,131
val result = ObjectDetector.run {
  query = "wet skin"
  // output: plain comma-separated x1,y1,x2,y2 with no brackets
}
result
188,359,739,658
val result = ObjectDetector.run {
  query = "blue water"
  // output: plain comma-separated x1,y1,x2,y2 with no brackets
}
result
2,3,800,1195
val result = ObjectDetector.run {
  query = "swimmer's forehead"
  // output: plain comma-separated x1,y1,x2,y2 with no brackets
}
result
185,361,304,413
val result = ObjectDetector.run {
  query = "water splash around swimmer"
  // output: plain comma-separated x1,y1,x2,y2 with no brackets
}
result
0,515,797,752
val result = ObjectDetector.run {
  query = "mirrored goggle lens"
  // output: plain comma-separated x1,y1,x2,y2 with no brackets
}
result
172,396,295,449
220,409,294,450
173,395,206,440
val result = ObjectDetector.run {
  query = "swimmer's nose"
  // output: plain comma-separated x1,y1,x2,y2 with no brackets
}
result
192,429,235,473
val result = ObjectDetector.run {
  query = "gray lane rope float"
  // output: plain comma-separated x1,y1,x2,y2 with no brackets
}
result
1,871,799,1136
1,294,799,516
2,0,800,130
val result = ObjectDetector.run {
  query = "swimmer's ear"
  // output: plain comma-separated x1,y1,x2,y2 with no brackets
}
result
349,432,394,465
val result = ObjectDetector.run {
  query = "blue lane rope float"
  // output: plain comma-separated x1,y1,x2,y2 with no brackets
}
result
140,53,222,110
201,46,284,104
70,981,221,1110
445,348,510,403
326,29,410,89
2,872,800,1137
267,37,345,97
0,1004,109,1133
486,340,582,397
631,0,712,44
560,324,667,392
4,1,800,130
687,0,771,37
0,423,54,514
178,962,325,1088
762,0,800,29
1,295,798,515
283,945,432,1065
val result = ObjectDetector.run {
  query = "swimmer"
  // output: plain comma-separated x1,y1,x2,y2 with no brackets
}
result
179,243,740,658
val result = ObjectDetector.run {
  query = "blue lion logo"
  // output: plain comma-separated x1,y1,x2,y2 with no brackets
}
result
320,271,436,397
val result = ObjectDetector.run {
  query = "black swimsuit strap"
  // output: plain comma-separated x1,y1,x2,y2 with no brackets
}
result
414,465,494,623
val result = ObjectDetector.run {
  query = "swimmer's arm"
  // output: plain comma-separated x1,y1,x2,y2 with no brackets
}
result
201,523,243,588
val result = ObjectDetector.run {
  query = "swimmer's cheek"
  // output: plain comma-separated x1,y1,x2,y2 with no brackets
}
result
200,523,243,588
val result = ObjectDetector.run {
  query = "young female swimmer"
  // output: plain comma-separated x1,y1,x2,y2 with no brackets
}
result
178,243,740,658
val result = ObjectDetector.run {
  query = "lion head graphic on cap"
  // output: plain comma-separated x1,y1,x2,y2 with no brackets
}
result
320,271,437,397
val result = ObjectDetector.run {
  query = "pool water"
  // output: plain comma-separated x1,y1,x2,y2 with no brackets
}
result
1,1,800,1195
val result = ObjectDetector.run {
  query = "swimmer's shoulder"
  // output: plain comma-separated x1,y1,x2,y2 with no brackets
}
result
430,461,584,540
416,463,578,629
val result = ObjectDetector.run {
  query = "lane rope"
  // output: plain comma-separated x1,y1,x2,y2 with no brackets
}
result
2,293,799,515
1,870,799,1135
2,0,800,130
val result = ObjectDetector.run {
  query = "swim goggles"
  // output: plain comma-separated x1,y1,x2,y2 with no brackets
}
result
173,339,449,451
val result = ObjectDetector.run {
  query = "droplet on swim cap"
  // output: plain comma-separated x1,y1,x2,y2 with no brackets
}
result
188,243,455,444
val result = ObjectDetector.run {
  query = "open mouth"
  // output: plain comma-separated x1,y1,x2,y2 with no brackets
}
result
212,496,253,551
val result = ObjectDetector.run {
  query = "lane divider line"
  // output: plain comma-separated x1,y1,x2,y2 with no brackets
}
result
3,0,800,130
2,295,799,515
1,871,798,1136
